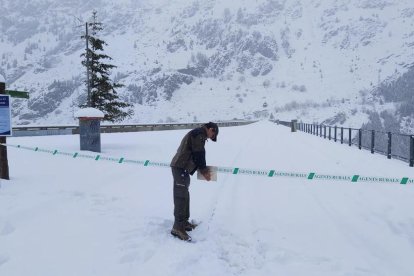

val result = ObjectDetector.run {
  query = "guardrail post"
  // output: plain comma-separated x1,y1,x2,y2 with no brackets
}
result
410,136,414,167
324,125,326,139
329,126,331,140
341,127,344,144
349,128,352,146
358,129,362,150
387,132,392,159
371,130,375,154
334,126,337,142
291,120,297,132
320,125,323,137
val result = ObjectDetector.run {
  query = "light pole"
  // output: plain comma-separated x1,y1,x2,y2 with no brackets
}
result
85,22,91,107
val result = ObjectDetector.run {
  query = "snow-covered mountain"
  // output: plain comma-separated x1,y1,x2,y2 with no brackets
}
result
1,0,414,128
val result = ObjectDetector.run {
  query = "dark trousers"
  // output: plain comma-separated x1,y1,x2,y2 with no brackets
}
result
171,167,190,230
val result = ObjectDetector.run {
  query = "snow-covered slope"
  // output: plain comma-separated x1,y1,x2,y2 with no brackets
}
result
1,0,414,127
1,121,414,275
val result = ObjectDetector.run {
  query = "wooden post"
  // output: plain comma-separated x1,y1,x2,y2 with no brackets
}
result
0,81,10,180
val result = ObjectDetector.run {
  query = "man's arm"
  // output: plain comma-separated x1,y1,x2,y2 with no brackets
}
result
191,132,211,180
192,139,207,171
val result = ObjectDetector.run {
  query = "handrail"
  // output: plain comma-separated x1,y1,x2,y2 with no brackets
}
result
11,120,256,137
273,119,414,167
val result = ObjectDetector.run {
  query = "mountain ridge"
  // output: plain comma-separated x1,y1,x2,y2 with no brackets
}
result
1,0,414,130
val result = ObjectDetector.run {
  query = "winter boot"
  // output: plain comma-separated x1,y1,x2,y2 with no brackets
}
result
171,227,192,241
185,221,198,232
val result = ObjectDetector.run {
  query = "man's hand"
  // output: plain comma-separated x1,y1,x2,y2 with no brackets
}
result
202,170,211,181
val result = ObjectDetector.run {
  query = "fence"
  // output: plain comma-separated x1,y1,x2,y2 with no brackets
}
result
275,120,414,167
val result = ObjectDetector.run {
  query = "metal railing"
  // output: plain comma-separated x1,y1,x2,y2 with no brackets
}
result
11,121,256,137
275,120,414,167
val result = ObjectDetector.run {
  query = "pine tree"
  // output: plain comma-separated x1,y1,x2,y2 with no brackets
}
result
80,11,133,122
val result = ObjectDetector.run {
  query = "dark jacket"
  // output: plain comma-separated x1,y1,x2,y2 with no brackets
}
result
170,127,208,175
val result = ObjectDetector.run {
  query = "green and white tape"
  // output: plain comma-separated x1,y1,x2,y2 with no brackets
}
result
1,143,413,185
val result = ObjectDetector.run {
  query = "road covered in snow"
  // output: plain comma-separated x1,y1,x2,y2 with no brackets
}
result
1,121,414,276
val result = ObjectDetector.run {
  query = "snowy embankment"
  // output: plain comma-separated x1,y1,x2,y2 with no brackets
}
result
1,121,414,276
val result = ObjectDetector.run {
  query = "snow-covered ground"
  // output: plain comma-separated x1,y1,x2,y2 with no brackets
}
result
1,121,414,276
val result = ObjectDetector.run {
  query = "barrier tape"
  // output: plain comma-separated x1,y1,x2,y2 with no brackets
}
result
1,143,413,185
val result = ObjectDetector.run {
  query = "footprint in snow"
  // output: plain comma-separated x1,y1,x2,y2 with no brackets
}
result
118,218,172,264
0,255,10,266
0,221,15,236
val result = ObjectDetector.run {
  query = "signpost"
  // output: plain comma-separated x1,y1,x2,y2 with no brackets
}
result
0,80,10,179
0,75,29,180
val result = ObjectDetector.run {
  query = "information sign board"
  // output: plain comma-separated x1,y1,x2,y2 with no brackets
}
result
0,95,12,136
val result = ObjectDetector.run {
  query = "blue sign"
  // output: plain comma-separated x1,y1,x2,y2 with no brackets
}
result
0,95,12,136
